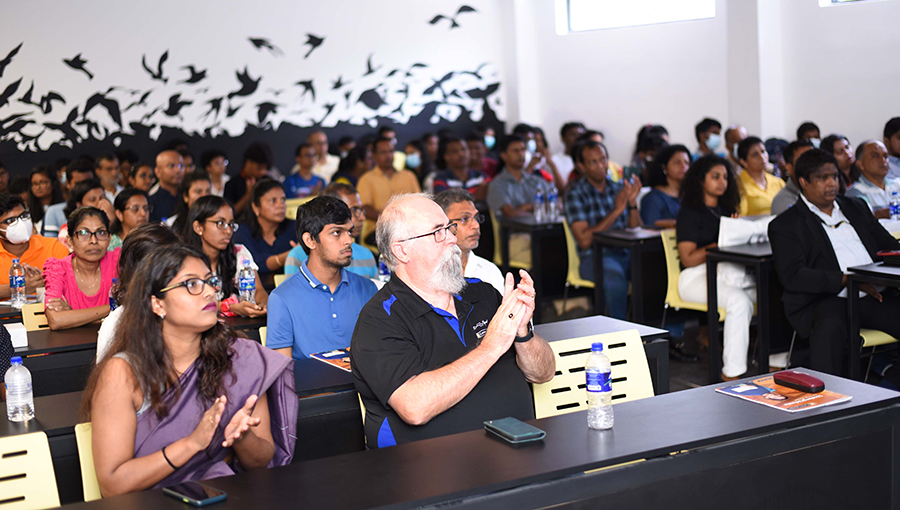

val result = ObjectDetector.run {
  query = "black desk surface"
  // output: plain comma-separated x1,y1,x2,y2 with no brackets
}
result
0,304,22,320
293,358,353,397
535,315,668,342
16,323,101,355
0,391,82,438
850,261,900,279
708,242,772,258
498,214,564,230
593,228,661,242
64,370,899,510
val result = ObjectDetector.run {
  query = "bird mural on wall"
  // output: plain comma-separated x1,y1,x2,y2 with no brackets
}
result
164,93,192,118
249,38,283,57
0,43,23,78
63,54,94,80
180,65,207,84
142,50,169,83
295,80,315,102
303,34,325,59
429,5,477,29
0,78,22,109
228,67,260,99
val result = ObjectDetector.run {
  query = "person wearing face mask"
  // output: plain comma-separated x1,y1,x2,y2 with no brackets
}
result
796,121,821,149
337,136,356,160
693,118,726,160
404,140,434,189
0,193,70,300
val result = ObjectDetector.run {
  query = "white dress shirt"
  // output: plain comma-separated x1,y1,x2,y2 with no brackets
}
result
464,252,505,296
551,152,575,183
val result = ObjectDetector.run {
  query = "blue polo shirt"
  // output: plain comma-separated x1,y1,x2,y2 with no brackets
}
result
284,243,377,279
266,260,377,359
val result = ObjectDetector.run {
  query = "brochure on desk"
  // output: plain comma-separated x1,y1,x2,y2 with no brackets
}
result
716,375,851,413
311,348,352,372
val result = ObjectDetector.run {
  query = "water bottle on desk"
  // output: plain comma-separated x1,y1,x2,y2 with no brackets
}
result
890,191,900,221
238,261,256,304
547,188,559,221
6,357,34,422
9,258,25,310
533,189,545,222
377,254,391,282
586,342,614,430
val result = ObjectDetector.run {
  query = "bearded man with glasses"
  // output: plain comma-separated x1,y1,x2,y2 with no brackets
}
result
351,193,555,448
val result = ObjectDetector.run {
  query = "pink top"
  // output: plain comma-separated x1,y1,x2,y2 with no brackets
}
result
43,248,121,310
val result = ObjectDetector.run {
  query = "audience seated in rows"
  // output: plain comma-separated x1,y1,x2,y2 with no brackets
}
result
694,118,726,160
433,135,490,200
268,197,377,359
846,140,898,218
736,136,785,216
233,180,296,275
95,152,123,204
44,158,97,238
109,188,150,250
770,140,815,216
224,144,269,216
309,130,340,182
284,143,326,198
0,194,68,299
435,188,505,294
166,170,212,233
28,165,65,235
358,137,422,242
148,151,185,223
201,149,229,197
641,144,691,228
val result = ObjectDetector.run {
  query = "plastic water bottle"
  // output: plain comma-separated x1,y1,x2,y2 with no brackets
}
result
238,261,255,304
586,342,614,430
6,357,34,422
377,254,391,282
109,277,118,311
533,189,545,222
890,191,900,221
9,258,25,310
547,188,559,221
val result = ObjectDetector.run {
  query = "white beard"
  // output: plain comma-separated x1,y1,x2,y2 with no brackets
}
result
429,244,466,295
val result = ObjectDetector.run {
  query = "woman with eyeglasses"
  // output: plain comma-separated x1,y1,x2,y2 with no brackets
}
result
232,180,296,276
57,178,115,250
184,196,267,317
109,188,150,251
28,165,65,235
81,245,297,496
43,206,120,330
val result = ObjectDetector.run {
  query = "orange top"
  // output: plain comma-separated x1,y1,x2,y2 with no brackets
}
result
0,235,70,276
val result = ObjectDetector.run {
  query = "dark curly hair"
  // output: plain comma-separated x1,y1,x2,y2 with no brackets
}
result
82,245,236,420
680,155,740,214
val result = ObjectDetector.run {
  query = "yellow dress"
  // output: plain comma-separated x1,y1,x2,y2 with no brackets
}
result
738,171,785,217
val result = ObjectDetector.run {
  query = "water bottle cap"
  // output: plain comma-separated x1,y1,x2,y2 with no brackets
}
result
243,260,251,266
112,277,118,283
10,356,22,364
591,342,604,352
11,258,18,264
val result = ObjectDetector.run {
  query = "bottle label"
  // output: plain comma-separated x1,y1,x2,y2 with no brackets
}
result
586,371,611,392
239,277,255,291
9,275,24,289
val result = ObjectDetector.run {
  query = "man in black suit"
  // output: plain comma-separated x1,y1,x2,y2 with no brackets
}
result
769,149,900,376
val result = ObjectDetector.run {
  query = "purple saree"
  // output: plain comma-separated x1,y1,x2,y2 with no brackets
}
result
133,338,297,489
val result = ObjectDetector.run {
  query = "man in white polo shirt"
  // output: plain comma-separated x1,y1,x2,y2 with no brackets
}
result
434,188,504,295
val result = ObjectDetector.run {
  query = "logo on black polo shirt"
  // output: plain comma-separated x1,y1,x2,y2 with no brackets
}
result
473,319,488,339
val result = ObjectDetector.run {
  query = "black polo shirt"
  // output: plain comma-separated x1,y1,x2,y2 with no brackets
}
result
351,275,534,448
148,186,178,223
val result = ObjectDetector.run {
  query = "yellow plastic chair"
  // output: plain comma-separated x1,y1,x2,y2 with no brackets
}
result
273,274,287,288
489,209,529,270
21,303,48,332
660,229,726,326
532,330,653,419
891,230,900,240
259,326,267,347
74,423,101,502
561,221,595,310
285,196,315,220
359,220,379,257
0,431,60,509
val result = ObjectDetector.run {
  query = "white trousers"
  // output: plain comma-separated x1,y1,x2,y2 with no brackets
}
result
679,263,757,378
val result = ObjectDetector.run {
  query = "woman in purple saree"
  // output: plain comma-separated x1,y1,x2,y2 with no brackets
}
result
81,245,297,496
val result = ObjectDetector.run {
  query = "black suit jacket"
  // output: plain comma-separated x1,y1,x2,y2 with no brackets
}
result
768,195,900,335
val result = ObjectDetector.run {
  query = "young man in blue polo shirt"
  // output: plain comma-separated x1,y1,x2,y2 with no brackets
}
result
267,197,377,359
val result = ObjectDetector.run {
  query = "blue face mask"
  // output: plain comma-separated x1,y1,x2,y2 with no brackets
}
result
484,135,496,150
809,138,821,149
527,139,537,153
405,152,421,169
706,133,722,151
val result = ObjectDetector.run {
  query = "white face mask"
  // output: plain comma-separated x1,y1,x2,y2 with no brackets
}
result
3,217,32,244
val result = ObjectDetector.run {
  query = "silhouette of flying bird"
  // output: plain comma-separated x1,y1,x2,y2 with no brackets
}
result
124,89,153,111
343,90,352,107
63,54,93,80
318,103,336,124
39,91,66,114
249,38,283,56
84,92,123,127
202,97,223,119
406,63,427,77
43,107,81,143
256,102,279,124
364,54,382,76
465,82,500,100
294,80,315,102
179,65,207,84
226,103,242,118
17,81,37,107
331,75,348,90
303,34,324,59
163,93,192,118
227,67,260,99
459,62,488,80
142,50,169,83
358,88,386,110
429,5,477,29
0,78,22,108
141,107,160,123
0,118,33,138
424,72,454,97
0,43,23,79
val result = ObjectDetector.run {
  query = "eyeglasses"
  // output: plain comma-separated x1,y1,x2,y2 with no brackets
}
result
72,229,111,242
1,211,30,226
398,223,458,243
31,180,51,188
123,205,152,214
264,197,287,206
160,275,222,295
448,213,484,227
206,219,239,231
163,163,185,171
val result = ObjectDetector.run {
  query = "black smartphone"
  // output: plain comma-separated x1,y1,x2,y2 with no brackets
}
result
484,417,546,444
162,481,227,506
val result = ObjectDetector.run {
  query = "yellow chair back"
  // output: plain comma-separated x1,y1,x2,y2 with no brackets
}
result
21,303,48,332
0,431,60,509
660,229,725,319
75,423,101,502
285,196,315,220
562,221,595,290
360,220,379,257
488,209,529,270
259,326,267,347
273,274,287,288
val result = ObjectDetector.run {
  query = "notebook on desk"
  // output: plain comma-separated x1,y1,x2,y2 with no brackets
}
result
311,348,351,372
716,375,851,413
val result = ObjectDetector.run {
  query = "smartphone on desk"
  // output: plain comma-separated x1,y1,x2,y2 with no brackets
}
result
484,417,546,444
162,481,227,506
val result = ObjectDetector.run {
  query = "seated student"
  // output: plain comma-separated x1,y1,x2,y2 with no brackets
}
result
769,149,900,376
0,193,70,299
736,136,785,216
284,143,326,198
309,130,340,182
641,144,691,228
332,145,372,188
676,155,756,380
285,183,376,278
693,118,725,160
564,140,641,320
95,152,123,203
626,125,668,183
846,140,898,218
796,121,821,146
184,195,267,317
487,135,556,218
43,207,120,330
44,158,96,238
821,134,859,190
771,140,815,215
566,130,625,186
116,149,140,189
148,150,185,223
127,162,154,192
551,122,587,183
357,137,422,241
57,179,116,248
109,188,150,251
724,124,748,169
201,149,230,197
28,165,65,235
466,131,498,178
232,180,296,275
224,144,270,216
267,197,377,359
97,223,181,360
351,194,554,448
885,117,900,179
435,189,505,295
165,170,212,233
533,126,566,192
409,140,437,192
433,135,490,200
81,245,297,496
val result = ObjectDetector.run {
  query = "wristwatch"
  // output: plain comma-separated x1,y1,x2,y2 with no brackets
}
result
627,203,638,210
514,322,534,343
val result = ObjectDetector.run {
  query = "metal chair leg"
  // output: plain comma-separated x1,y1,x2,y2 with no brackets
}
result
660,304,668,329
864,346,876,384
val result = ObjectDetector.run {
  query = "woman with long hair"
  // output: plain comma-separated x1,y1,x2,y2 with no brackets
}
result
166,170,212,233
28,165,65,234
81,245,297,496
641,144,691,228
676,155,756,380
736,136,785,216
109,188,150,251
184,195,267,317
232,180,296,275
